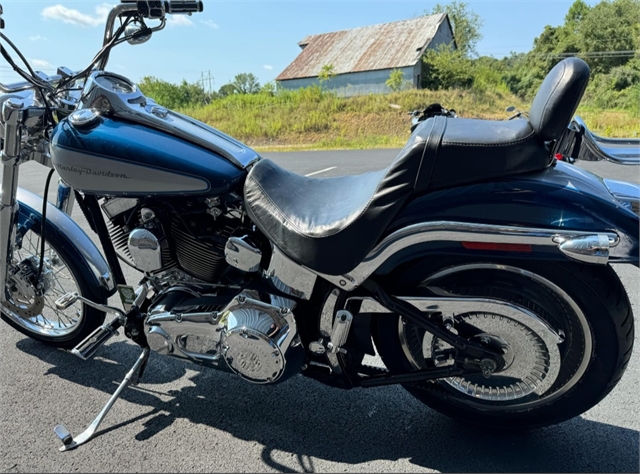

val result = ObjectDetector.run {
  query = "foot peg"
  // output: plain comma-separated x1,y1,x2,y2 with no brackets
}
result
71,318,122,360
55,292,78,310
54,348,150,451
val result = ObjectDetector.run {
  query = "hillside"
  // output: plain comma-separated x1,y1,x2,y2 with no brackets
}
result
177,86,639,152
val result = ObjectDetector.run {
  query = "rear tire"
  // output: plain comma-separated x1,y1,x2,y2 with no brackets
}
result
373,258,634,429
1,226,106,349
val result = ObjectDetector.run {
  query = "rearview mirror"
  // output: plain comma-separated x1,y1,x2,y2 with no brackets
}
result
125,23,152,45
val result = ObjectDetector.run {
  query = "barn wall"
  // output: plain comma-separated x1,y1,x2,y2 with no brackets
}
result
278,66,415,97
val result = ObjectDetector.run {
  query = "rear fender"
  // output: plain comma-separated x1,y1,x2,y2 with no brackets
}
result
375,161,639,275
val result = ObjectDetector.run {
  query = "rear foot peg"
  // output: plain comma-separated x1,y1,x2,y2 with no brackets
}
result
54,348,150,451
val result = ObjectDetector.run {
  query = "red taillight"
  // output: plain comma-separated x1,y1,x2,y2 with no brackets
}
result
461,242,533,252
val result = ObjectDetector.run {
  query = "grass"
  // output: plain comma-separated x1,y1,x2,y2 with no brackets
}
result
177,85,638,152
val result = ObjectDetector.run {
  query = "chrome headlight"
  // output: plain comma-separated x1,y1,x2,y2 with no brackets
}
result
604,179,640,216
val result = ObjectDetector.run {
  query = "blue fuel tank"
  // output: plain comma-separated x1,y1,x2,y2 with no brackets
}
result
50,116,251,197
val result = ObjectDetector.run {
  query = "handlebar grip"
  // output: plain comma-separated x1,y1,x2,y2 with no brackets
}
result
166,1,204,14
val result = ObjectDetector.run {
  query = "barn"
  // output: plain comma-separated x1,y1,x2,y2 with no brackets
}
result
276,14,455,97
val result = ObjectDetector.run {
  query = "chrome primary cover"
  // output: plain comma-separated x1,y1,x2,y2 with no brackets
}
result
144,291,302,384
220,295,299,383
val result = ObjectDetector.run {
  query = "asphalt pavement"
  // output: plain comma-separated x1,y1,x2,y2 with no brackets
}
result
0,150,638,473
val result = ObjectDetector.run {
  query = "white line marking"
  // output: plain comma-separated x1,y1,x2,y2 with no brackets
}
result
305,166,336,177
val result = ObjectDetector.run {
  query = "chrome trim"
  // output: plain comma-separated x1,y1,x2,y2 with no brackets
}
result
319,289,342,374
266,246,317,300
68,109,101,128
127,228,163,273
224,236,262,273
557,234,611,265
603,178,640,215
312,222,620,291
573,117,640,166
55,179,75,216
0,99,24,304
327,310,353,354
220,296,299,383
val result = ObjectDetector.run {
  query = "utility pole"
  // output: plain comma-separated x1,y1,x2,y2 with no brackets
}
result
199,70,215,94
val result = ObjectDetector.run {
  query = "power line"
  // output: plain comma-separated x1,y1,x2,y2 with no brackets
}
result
198,70,215,93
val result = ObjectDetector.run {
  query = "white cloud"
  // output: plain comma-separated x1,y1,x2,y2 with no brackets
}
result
30,59,54,70
41,4,113,28
167,15,193,27
29,35,48,41
200,19,219,29
263,65,273,71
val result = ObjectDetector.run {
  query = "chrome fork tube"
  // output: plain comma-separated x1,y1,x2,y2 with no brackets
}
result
56,179,75,216
0,99,25,304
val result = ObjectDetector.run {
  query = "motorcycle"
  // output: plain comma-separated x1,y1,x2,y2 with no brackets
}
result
408,103,458,133
0,1,639,452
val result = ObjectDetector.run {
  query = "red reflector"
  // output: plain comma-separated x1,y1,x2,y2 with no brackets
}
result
462,242,533,252
555,153,563,160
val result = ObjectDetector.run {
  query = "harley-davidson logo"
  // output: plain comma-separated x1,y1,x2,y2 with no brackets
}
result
57,163,131,179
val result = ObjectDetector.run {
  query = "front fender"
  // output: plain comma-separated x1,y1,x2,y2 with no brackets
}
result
16,187,116,300
380,161,639,271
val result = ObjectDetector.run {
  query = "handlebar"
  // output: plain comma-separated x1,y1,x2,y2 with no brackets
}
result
119,0,203,18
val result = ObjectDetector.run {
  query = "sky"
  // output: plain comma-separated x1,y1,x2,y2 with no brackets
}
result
0,0,602,91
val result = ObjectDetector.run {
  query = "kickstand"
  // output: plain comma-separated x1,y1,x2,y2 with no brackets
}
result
54,348,150,452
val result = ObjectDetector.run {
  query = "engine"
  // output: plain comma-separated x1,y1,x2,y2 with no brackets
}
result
144,288,304,384
100,196,304,384
101,196,239,282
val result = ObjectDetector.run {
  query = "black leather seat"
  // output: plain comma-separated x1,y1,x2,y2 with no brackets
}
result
244,58,590,276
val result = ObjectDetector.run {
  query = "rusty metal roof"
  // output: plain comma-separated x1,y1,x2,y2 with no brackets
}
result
276,14,448,81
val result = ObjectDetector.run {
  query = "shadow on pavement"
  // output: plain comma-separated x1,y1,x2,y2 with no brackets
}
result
16,338,639,473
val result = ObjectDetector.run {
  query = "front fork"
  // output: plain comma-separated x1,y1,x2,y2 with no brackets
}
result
0,99,24,306
0,99,74,308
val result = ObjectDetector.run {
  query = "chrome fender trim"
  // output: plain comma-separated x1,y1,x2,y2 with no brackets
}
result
311,221,620,291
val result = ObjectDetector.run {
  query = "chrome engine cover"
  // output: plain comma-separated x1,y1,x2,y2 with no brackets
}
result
220,295,298,383
128,227,163,272
144,290,303,384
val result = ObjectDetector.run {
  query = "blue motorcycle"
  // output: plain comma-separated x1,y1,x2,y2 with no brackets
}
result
0,1,638,451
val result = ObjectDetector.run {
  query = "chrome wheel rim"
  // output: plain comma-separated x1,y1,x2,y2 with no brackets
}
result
399,263,591,409
4,229,84,337
421,311,561,401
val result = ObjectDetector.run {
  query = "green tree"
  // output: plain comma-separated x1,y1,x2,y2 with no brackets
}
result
423,44,474,89
138,76,208,109
426,1,483,56
386,69,407,91
218,83,238,97
231,73,261,94
260,81,278,96
578,0,640,73
318,64,336,83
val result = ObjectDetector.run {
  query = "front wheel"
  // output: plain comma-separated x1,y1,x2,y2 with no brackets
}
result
1,225,106,348
373,258,634,429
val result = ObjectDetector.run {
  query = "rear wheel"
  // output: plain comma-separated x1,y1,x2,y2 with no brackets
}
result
1,226,106,348
373,258,634,429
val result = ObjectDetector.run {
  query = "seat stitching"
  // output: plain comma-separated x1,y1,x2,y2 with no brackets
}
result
442,131,537,147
